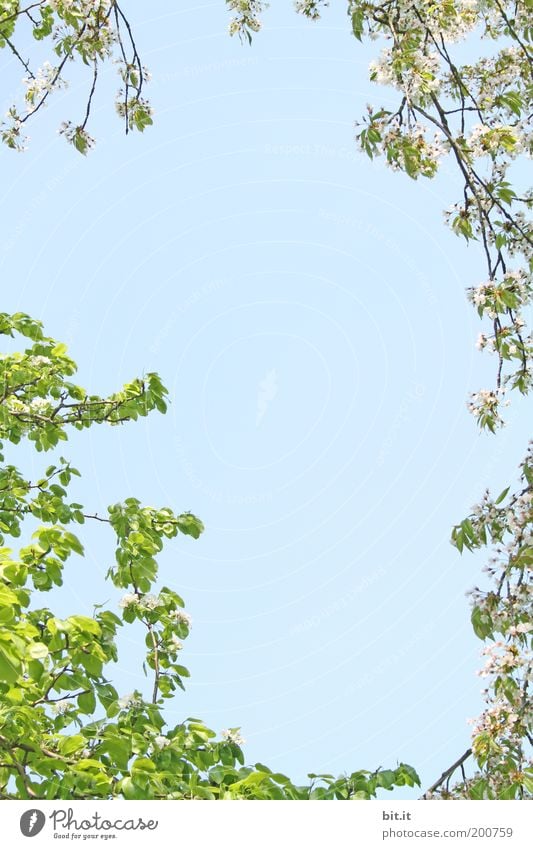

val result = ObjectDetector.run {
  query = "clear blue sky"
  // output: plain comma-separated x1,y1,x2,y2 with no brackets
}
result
1,1,530,797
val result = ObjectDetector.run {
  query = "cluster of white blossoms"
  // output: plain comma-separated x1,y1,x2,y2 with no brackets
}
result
226,0,265,38
119,592,166,611
49,0,116,58
58,122,96,155
467,388,507,427
4,397,29,415
501,210,533,262
221,728,245,746
139,594,160,610
23,62,66,109
115,61,152,87
469,282,492,309
152,735,171,749
431,0,478,41
1,110,27,150
294,0,328,20
474,641,532,746
118,592,140,609
456,47,530,112
48,0,106,12
360,0,479,45
466,123,521,159
51,699,73,715
469,700,522,741
359,113,447,178
118,692,142,710
506,490,533,537
470,487,496,520
29,397,53,414
167,635,183,652
114,96,153,126
4,396,51,417
475,333,495,352
464,269,532,412
27,355,51,368
479,641,524,677
169,609,192,627
508,622,533,638
390,125,445,177
467,271,530,318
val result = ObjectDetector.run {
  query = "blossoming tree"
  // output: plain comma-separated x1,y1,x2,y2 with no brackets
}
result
0,0,153,152
0,0,531,800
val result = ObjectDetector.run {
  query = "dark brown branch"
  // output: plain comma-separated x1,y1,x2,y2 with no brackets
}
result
3,34,35,78
421,748,472,798
81,60,98,131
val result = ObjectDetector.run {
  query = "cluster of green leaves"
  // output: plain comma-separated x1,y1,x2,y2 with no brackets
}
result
0,312,168,452
193,762,419,801
0,313,419,800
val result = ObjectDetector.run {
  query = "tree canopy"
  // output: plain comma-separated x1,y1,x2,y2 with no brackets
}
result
0,0,531,800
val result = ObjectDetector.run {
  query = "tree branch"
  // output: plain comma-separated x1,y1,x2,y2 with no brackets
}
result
421,749,472,798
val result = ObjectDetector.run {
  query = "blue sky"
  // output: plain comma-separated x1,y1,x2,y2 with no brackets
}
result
1,1,531,797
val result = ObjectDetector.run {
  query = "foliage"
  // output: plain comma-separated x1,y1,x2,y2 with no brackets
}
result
0,312,417,799
225,0,533,800
0,1,152,153
2,0,530,802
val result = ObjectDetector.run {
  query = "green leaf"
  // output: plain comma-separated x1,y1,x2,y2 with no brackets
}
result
120,777,146,800
469,779,489,800
351,7,364,41
497,783,520,800
27,642,49,660
77,689,96,714
131,757,156,774
59,734,85,756
495,486,510,505
69,615,101,636
0,647,21,683
176,513,204,539
471,606,493,640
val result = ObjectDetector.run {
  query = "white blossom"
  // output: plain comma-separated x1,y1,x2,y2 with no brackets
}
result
169,609,192,627
221,728,245,746
168,635,183,652
118,693,142,709
139,594,161,610
51,700,72,715
118,592,140,609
